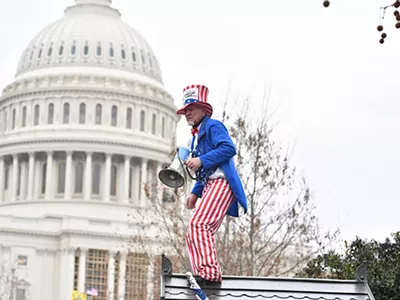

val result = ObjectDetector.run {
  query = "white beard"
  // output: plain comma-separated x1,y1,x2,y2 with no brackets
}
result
187,121,195,126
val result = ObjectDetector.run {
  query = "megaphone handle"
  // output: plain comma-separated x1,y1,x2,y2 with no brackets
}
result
186,166,197,180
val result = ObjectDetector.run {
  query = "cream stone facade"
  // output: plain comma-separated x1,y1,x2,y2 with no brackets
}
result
0,1,179,299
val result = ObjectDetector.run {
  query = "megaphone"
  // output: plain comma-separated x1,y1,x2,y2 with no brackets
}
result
158,146,193,189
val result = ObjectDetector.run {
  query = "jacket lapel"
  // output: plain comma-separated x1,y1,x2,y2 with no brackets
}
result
198,116,209,141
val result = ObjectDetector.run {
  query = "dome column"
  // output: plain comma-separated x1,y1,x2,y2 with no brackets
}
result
156,161,163,201
0,157,4,202
123,156,130,204
26,153,35,201
84,152,92,201
103,153,112,202
140,158,148,206
11,154,19,202
64,151,73,201
45,152,53,201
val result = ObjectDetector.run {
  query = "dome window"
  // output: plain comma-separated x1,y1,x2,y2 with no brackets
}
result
48,103,54,124
109,44,114,58
152,113,156,135
11,109,16,130
59,44,64,56
57,162,66,193
79,103,86,124
4,166,9,189
140,110,145,132
111,105,118,126
30,50,35,61
121,49,126,60
96,43,102,56
110,165,117,196
129,167,133,198
63,103,70,124
126,108,132,129
95,104,102,125
92,162,101,195
21,107,27,128
41,163,47,194
71,41,77,56
141,53,146,65
131,49,136,62
148,53,153,68
34,104,40,126
47,46,53,57
74,162,84,194
38,47,43,59
17,165,21,197
84,44,89,56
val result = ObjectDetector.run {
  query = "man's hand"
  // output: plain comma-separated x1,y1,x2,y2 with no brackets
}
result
186,157,202,172
186,194,198,210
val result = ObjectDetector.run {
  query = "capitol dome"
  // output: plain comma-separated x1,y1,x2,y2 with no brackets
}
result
16,0,162,83
0,1,180,300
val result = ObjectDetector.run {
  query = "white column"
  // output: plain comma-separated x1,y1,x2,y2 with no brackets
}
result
0,157,4,202
45,151,53,200
7,106,11,131
103,153,111,202
20,162,27,201
120,102,126,128
11,154,19,202
84,152,92,201
147,107,151,134
27,153,35,201
123,156,130,204
107,251,116,300
156,161,163,201
64,151,72,201
78,248,87,293
118,252,127,300
60,248,75,300
140,158,148,205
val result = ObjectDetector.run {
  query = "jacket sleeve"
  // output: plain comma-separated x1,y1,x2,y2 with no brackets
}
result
200,121,236,169
191,180,205,198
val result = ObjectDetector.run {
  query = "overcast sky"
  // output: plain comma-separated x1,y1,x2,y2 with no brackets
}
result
0,0,398,246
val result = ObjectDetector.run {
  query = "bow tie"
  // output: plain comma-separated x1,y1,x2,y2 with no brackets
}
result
191,127,199,136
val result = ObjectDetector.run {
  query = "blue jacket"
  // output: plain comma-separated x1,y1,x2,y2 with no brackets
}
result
191,116,248,217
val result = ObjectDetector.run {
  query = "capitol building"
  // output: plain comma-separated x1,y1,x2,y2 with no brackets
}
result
0,0,180,299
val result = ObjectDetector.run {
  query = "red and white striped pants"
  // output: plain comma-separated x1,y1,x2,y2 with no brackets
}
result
185,178,235,282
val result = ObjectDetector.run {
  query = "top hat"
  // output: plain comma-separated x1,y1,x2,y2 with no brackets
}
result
176,84,213,117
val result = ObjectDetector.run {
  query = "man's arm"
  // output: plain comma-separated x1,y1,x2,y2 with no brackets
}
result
200,122,236,169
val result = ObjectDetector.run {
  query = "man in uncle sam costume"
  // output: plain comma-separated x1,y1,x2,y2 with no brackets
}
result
177,84,248,286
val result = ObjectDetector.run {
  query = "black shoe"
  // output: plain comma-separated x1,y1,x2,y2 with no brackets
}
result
193,275,222,288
